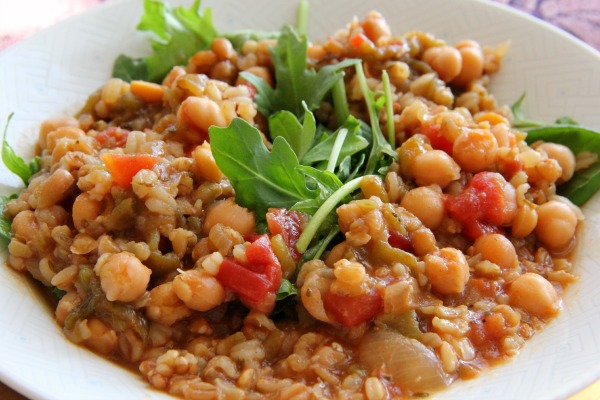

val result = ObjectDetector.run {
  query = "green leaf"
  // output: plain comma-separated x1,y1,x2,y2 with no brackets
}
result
0,194,17,245
2,113,39,185
354,63,397,175
240,25,358,118
526,125,600,205
292,165,345,216
112,0,217,82
224,30,280,52
276,279,298,301
268,103,316,160
301,115,368,166
209,118,315,216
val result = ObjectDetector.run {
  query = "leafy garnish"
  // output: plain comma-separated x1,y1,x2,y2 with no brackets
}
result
276,279,298,301
209,118,315,216
224,30,280,53
112,0,217,82
526,125,600,205
301,115,368,167
354,63,397,175
240,25,358,118
2,113,40,185
0,194,17,245
269,102,316,160
513,93,600,205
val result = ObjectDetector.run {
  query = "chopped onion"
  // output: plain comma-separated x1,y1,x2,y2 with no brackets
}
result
359,329,454,393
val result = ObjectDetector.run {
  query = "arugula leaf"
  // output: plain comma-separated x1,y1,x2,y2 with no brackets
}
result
224,30,280,52
276,279,298,301
2,113,40,185
209,118,315,216
268,103,316,160
295,176,364,253
112,0,217,82
240,25,358,118
292,166,345,216
526,125,600,205
0,194,17,245
512,93,579,130
353,63,397,175
301,115,368,166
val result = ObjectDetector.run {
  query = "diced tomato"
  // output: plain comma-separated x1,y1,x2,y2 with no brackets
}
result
100,153,159,187
96,127,129,148
388,230,414,253
244,235,282,291
266,208,305,262
349,33,369,48
216,258,272,304
446,172,509,240
323,288,383,327
216,235,282,312
418,122,454,155
499,157,523,181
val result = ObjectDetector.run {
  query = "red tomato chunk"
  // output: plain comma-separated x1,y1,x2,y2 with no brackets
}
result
266,208,305,262
324,288,383,327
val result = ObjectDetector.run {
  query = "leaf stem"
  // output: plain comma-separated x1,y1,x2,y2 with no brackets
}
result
295,176,363,253
296,0,310,36
326,128,348,173
382,70,395,149
332,77,350,126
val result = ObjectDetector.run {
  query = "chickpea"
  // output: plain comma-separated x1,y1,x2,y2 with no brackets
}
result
536,143,576,182
473,233,517,269
211,37,235,60
237,66,274,87
511,203,538,237
55,291,81,326
361,11,391,42
173,269,226,312
35,169,75,209
38,116,79,150
410,150,461,188
11,210,39,242
535,200,578,251
452,40,484,87
401,186,445,230
72,192,102,231
452,129,498,173
82,317,118,355
178,96,227,134
146,282,193,326
422,46,462,83
299,261,334,323
411,227,439,256
424,247,470,295
192,141,224,183
508,273,560,317
94,252,152,302
203,198,256,236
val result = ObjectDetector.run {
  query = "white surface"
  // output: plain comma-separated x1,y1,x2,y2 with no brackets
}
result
1,0,599,399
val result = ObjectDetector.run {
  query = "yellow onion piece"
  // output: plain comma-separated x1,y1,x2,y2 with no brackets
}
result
359,329,453,393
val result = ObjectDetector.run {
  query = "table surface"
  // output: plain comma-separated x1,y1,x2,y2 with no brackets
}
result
1,1,599,399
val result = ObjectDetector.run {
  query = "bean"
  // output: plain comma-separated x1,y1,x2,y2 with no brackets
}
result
211,38,235,60
508,273,560,317
94,252,152,302
422,46,462,83
192,141,224,183
361,11,391,42
535,200,578,251
72,192,102,231
536,142,575,182
473,233,517,269
452,129,498,173
172,269,226,312
424,248,469,295
410,150,461,188
203,198,256,236
178,96,227,134
401,186,445,230
35,169,75,209
452,40,484,87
